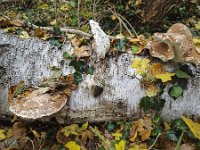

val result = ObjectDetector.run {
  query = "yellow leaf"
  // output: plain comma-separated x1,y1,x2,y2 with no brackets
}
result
115,140,125,150
0,129,6,141
65,141,81,150
38,3,48,10
141,130,151,141
81,122,88,130
145,83,159,97
132,58,150,75
182,116,200,140
194,21,200,30
111,15,117,20
6,129,13,138
50,19,57,25
112,133,122,141
130,131,137,142
60,3,72,11
155,72,175,82
4,27,16,33
193,37,200,54
129,143,147,150
61,124,79,137
164,122,171,131
19,31,30,39
32,130,40,139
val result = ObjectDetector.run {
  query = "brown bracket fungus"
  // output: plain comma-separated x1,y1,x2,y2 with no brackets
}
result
146,23,200,65
8,81,69,119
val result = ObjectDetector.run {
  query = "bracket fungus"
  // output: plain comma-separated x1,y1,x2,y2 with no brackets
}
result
8,80,70,119
146,23,200,65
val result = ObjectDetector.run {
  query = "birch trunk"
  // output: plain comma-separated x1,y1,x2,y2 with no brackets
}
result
0,30,200,123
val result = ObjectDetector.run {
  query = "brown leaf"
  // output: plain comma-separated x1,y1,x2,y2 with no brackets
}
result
81,131,88,144
10,19,23,27
87,129,94,140
34,28,45,38
180,144,194,150
74,46,90,58
141,130,151,141
56,129,68,145
12,122,27,139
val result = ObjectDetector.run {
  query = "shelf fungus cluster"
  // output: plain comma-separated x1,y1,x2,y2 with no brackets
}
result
8,76,76,120
146,23,200,65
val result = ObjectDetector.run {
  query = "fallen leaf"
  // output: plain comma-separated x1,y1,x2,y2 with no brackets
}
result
180,144,194,150
141,130,151,141
6,129,13,138
19,31,30,39
0,129,6,141
112,129,122,141
132,58,151,75
61,124,79,137
145,83,159,97
81,122,88,131
34,28,45,38
32,129,40,139
151,63,165,75
129,131,137,142
115,140,125,150
65,141,81,150
155,72,175,82
13,122,27,139
74,46,90,58
182,116,200,140
50,19,57,25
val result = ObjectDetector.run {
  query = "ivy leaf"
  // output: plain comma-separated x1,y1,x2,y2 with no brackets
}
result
87,66,95,75
73,72,82,84
152,115,162,125
131,45,139,54
176,69,191,79
107,122,115,132
63,52,75,60
139,96,154,112
172,119,188,132
49,39,61,47
151,126,162,137
69,60,85,72
53,26,62,35
165,130,178,141
169,85,183,99
154,99,166,111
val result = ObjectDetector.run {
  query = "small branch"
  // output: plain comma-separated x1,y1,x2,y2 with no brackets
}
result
29,23,92,37
109,8,134,37
148,133,161,150
77,0,81,28
117,13,138,37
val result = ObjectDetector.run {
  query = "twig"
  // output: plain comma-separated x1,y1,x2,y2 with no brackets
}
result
77,0,81,28
27,137,35,150
28,22,116,39
148,133,161,150
117,13,138,37
109,8,134,37
29,23,92,37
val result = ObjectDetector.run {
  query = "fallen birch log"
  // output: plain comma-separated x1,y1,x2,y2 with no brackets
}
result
0,22,200,123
